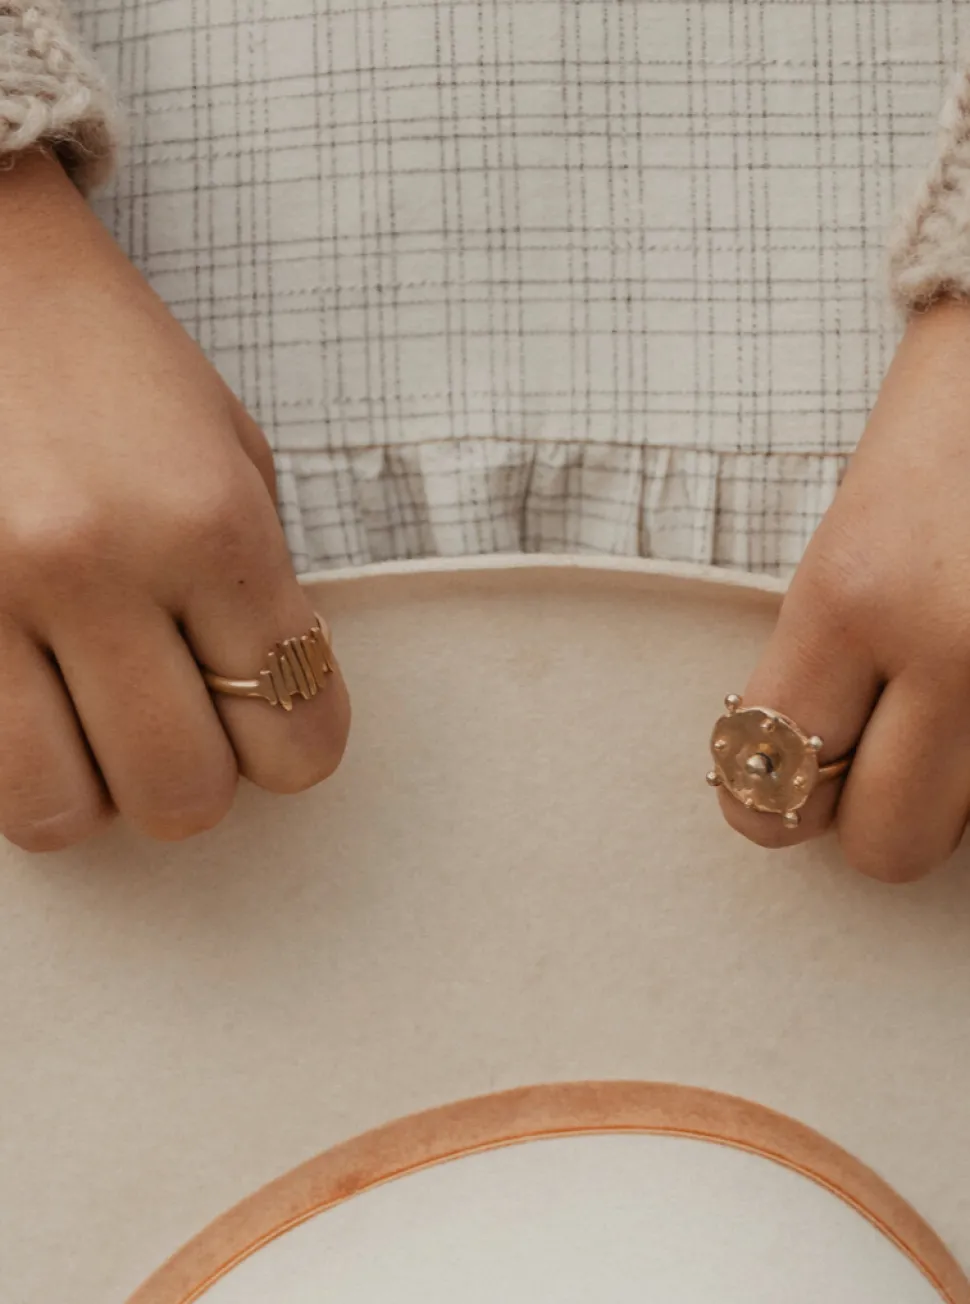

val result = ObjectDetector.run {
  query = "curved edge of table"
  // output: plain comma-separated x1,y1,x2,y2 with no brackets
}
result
126,1081,970,1304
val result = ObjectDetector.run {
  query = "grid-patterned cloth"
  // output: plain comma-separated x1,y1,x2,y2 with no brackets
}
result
75,0,969,577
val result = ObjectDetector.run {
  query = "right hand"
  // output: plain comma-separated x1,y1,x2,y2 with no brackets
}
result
717,299,970,882
0,150,350,852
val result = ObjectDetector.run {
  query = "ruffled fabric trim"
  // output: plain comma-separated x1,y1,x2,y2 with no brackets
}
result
0,2,119,190
275,441,848,580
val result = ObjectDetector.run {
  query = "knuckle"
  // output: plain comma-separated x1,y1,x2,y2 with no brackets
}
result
793,540,881,638
913,606,970,670
838,829,934,884
266,751,342,795
135,768,238,843
248,690,351,796
718,793,800,850
4,500,108,584
255,740,345,796
3,802,112,854
239,421,277,495
172,468,268,560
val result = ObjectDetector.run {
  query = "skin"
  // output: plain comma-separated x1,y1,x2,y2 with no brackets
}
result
3,152,968,875
720,298,970,882
0,150,350,851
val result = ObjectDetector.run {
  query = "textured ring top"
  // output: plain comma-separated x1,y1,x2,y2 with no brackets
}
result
203,615,334,712
707,694,852,829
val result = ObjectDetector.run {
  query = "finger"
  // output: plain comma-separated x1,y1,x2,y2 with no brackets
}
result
718,570,881,849
179,508,350,795
837,671,970,883
0,621,111,851
51,605,239,841
225,387,277,502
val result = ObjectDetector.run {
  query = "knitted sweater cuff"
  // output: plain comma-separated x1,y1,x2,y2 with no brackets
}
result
0,2,118,192
890,64,970,312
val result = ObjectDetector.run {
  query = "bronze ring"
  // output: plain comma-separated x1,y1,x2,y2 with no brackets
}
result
706,694,852,829
203,615,335,713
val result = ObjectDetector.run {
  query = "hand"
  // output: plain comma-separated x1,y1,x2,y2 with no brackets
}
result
0,151,350,852
720,298,970,882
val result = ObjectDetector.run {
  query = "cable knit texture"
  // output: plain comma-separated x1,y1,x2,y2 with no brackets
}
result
891,62,970,311
0,2,117,189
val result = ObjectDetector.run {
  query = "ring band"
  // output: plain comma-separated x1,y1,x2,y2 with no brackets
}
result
203,614,335,712
706,693,852,829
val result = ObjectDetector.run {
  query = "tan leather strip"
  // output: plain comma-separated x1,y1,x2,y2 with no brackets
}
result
127,1081,970,1304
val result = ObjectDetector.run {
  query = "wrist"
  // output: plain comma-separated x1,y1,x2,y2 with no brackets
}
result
0,148,118,299
849,295,970,488
900,296,970,357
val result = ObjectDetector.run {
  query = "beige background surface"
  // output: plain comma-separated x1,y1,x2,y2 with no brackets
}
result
2,558,969,1303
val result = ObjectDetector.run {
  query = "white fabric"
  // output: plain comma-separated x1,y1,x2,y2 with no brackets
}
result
75,1,969,576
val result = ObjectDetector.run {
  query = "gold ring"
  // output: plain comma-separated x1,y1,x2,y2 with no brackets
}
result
202,614,335,712
706,693,852,829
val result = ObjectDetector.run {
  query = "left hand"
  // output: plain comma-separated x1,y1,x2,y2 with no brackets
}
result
719,298,970,882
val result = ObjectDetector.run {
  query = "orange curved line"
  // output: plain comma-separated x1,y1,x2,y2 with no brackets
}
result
127,1083,969,1304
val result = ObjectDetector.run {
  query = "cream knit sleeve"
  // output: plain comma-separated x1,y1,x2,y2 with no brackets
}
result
0,1,117,191
890,63,970,311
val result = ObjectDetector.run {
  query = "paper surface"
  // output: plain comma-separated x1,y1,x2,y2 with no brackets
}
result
2,559,968,1303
